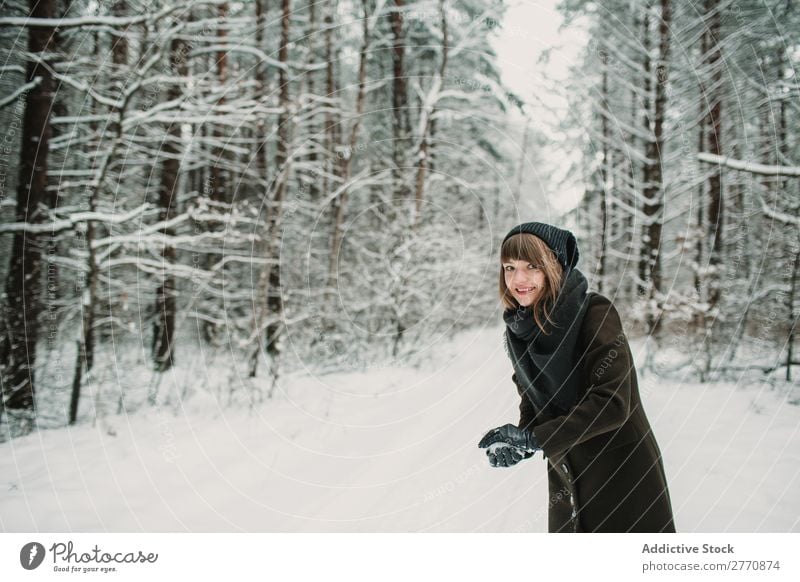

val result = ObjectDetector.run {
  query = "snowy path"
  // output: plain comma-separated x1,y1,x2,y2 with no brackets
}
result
1,326,798,532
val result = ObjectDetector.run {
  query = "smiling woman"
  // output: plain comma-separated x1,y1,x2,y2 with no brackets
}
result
500,233,564,329
479,222,675,533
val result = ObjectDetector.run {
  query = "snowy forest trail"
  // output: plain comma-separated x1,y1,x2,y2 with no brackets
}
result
1,326,798,532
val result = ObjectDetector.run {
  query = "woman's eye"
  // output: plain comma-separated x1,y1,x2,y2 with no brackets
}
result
504,265,513,271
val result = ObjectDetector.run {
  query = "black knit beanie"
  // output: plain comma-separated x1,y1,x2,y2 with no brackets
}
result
502,222,580,271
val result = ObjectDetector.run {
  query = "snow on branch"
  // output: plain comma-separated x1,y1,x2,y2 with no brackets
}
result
0,204,151,234
0,2,228,29
190,45,287,71
697,153,800,177
0,78,41,110
759,199,800,226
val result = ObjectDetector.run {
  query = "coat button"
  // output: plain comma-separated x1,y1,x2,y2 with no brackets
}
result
561,463,569,474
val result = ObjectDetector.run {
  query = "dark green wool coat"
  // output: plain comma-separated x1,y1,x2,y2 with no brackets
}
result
514,293,676,533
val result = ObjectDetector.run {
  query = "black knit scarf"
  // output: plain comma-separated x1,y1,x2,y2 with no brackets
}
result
503,268,591,418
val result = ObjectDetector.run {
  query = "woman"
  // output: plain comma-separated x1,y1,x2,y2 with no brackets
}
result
478,222,675,533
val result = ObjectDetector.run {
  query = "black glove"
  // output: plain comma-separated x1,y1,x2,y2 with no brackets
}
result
486,445,532,468
478,423,541,453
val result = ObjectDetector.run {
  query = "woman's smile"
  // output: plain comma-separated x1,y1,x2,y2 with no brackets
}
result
512,285,539,304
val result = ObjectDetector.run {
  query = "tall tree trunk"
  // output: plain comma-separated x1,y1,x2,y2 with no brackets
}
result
639,0,670,336
0,0,57,426
266,0,291,365
704,0,723,313
637,3,652,302
211,2,228,208
390,0,409,203
328,0,371,297
70,28,104,424
255,0,269,185
411,0,448,230
250,0,291,380
202,3,230,344
324,0,341,188
319,0,340,319
598,65,609,294
622,11,639,304
787,242,800,382
151,34,188,374
248,0,269,371
305,0,320,201
694,20,707,331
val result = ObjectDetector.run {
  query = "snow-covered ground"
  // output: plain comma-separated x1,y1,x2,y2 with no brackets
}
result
1,325,798,532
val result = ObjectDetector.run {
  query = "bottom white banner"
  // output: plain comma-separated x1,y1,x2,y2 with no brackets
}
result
1,533,798,581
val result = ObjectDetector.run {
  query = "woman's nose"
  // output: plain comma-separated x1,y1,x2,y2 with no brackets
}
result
511,271,528,285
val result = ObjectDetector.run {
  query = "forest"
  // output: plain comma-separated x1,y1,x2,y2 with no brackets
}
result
0,0,798,442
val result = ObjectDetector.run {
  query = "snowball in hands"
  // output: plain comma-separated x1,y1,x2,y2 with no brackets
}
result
478,423,541,453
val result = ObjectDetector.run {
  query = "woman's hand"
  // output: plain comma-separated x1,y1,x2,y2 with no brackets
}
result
478,423,541,453
479,424,540,468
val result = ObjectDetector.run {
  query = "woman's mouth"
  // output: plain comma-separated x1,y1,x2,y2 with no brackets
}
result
516,287,536,296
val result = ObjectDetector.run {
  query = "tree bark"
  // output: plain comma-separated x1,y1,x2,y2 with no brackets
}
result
111,1,128,68
390,0,410,201
328,0,371,297
250,0,291,379
638,0,670,336
636,3,652,301
266,0,292,364
151,33,188,374
305,0,320,201
411,0,448,230
202,3,230,344
598,64,609,294
787,243,800,382
1,0,57,423
694,21,706,328
704,0,723,313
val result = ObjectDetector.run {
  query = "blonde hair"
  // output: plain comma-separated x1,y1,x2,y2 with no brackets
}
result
499,233,564,333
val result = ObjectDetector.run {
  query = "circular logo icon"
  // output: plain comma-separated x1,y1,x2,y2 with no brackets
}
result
20,542,46,570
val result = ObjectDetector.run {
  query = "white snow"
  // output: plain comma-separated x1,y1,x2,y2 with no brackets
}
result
1,326,798,532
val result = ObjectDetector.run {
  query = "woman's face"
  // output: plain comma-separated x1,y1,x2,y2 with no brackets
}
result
502,258,546,307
